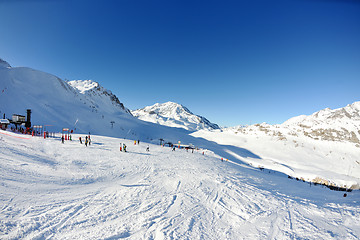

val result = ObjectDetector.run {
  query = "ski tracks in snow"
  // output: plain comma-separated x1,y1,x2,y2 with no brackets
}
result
0,134,359,239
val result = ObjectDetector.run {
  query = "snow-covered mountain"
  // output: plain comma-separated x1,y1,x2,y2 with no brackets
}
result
0,58,211,143
282,101,360,144
193,102,360,190
1,57,359,190
0,57,217,141
228,101,360,146
0,58,11,68
132,101,220,131
67,80,132,115
1,57,360,239
0,59,140,137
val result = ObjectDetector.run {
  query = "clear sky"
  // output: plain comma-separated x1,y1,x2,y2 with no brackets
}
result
1,0,359,127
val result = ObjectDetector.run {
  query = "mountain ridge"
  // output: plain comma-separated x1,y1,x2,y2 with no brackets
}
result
225,101,360,146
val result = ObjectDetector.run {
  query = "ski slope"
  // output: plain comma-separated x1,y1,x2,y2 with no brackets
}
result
1,130,359,239
192,128,360,190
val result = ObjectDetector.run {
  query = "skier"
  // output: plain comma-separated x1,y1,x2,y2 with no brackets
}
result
85,136,88,147
61,135,64,144
120,143,122,152
123,144,127,152
88,135,91,145
146,146,150,152
79,137,82,144
172,146,175,151
137,140,140,145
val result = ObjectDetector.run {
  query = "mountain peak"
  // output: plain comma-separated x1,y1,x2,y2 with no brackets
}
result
283,101,360,126
132,102,220,131
67,79,131,114
67,80,99,94
0,58,11,68
278,101,360,144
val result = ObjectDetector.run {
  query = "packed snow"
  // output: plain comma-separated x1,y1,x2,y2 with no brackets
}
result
193,127,360,190
1,130,359,239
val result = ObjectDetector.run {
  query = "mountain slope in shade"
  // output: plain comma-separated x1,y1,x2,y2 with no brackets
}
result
132,101,220,131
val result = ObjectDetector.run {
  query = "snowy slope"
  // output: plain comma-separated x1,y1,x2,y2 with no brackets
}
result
193,102,360,190
0,62,132,135
1,57,360,239
1,130,359,239
132,101,220,131
0,59,192,142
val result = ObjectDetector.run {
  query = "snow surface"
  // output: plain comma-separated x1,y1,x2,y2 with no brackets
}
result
193,126,360,190
1,130,359,239
132,102,220,132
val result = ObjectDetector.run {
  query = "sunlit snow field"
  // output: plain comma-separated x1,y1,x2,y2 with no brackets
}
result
1,130,359,239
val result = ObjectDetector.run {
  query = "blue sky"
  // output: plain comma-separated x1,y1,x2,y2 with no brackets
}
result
1,0,359,126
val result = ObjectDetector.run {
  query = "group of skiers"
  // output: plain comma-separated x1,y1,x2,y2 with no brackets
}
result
61,134,198,155
120,141,149,153
120,143,127,152
78,135,91,146
61,134,91,146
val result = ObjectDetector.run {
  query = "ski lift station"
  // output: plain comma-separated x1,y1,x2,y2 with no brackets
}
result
0,119,10,130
